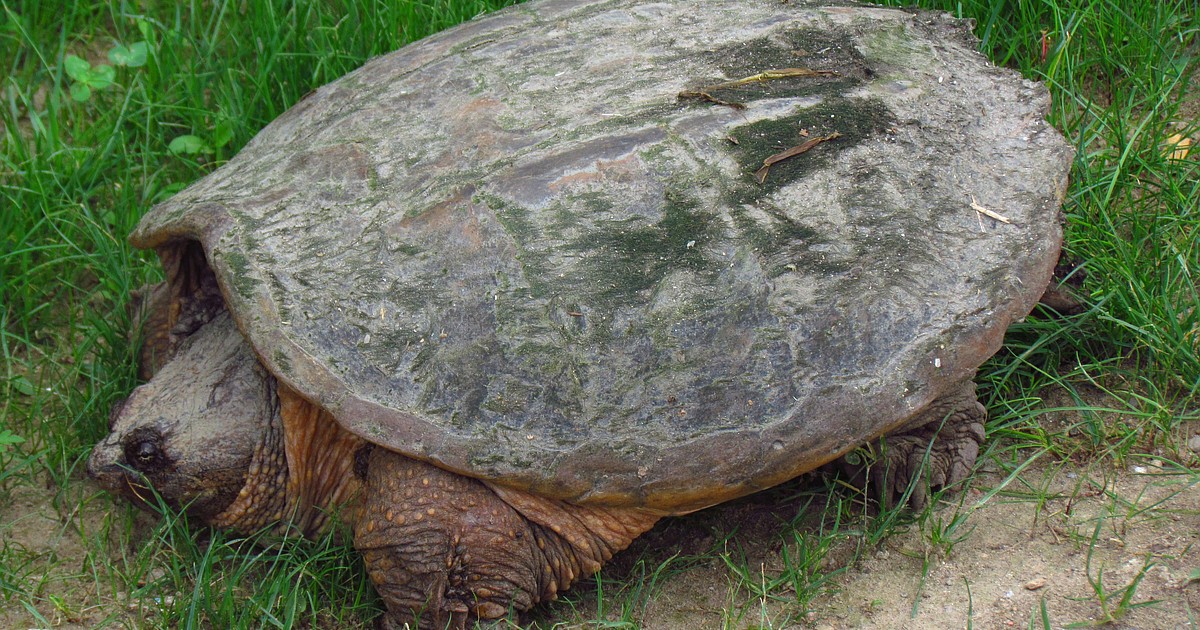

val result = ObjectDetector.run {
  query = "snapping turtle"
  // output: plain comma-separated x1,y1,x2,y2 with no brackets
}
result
88,0,1072,626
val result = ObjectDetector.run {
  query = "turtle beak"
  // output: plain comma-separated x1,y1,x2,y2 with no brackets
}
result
87,436,130,491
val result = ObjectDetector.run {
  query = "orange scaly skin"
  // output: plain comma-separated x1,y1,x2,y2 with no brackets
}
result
209,382,658,628
211,385,366,536
354,447,659,629
277,387,366,535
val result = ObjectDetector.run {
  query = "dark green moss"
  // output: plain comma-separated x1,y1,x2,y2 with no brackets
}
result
392,243,424,256
479,188,725,311
222,250,260,300
718,192,841,278
409,341,437,375
268,276,292,323
390,283,444,313
512,339,566,367
544,192,612,237
838,165,946,275
468,194,549,299
711,28,864,76
682,28,871,109
272,348,293,377
728,200,818,249
725,97,895,205
578,191,615,215
157,201,191,227
480,384,534,414
360,327,426,373
564,188,721,307
447,383,488,429
477,192,538,241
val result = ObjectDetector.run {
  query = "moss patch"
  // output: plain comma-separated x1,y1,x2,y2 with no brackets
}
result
220,250,259,301
563,188,722,307
858,22,934,72
725,96,895,203
480,186,724,310
271,348,293,377
685,28,871,108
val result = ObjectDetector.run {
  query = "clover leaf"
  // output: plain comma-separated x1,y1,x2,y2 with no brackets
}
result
168,135,212,155
63,54,116,102
108,41,149,68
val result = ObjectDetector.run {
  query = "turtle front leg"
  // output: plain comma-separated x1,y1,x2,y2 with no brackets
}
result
861,380,987,508
353,448,659,630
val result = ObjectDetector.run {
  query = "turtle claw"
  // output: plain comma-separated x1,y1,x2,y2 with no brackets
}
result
872,408,985,509
843,381,987,509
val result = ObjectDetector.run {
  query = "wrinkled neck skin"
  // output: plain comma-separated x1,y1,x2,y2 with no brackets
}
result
212,383,365,538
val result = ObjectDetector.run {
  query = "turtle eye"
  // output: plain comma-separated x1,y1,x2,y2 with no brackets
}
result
125,436,164,471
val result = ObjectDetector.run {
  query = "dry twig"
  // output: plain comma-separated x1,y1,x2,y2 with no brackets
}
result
754,132,841,183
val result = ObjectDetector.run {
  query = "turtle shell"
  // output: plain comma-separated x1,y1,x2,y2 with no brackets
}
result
132,0,1072,513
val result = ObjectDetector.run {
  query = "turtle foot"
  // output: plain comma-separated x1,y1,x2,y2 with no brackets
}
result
354,448,658,630
847,381,986,509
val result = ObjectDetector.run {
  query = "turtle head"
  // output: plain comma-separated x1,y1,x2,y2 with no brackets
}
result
88,311,281,524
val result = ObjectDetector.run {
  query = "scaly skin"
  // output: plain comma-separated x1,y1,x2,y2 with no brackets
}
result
210,384,365,537
205,385,659,628
355,449,658,629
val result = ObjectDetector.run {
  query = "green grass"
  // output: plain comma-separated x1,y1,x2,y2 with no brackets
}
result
2,0,1198,627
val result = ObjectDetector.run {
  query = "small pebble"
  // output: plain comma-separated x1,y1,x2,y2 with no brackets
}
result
1025,577,1047,590
1187,434,1200,452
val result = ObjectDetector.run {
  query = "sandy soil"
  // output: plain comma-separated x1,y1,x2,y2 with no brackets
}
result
591,450,1200,630
0,482,149,629
808,466,1199,629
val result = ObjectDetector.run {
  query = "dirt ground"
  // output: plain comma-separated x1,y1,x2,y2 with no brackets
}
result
802,466,1197,630
820,481,1199,630
601,452,1200,630
3,441,1197,629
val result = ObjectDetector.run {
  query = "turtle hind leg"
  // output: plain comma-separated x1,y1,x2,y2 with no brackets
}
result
860,380,987,509
353,448,659,629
